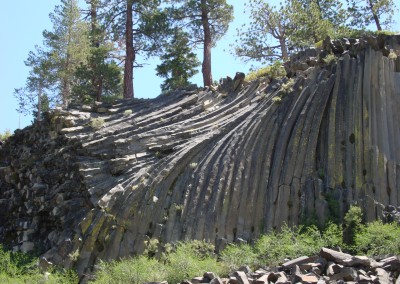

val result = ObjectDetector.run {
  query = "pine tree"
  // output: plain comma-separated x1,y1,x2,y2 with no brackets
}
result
346,0,396,31
72,0,122,103
234,0,291,63
44,0,90,106
15,0,90,117
170,0,233,87
104,0,170,99
156,29,200,92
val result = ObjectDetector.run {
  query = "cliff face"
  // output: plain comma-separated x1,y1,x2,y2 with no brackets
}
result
0,35,399,274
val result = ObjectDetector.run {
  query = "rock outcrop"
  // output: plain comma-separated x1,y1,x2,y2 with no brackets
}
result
0,35,400,275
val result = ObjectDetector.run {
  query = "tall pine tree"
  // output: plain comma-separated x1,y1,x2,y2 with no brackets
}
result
170,0,233,87
103,0,170,99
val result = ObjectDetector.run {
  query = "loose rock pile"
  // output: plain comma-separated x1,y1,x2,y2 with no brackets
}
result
171,248,400,284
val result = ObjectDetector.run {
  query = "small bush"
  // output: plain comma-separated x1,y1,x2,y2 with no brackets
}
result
165,242,226,283
388,50,398,60
323,54,337,65
354,221,400,256
220,243,257,272
343,205,363,246
0,129,12,141
0,245,78,283
90,117,105,130
123,109,133,116
280,78,295,95
94,256,166,284
101,94,123,104
272,96,282,104
245,61,286,82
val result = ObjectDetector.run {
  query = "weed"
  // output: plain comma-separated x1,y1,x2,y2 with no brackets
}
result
0,129,11,141
90,117,105,130
323,54,337,65
281,78,295,95
68,249,80,262
272,96,282,104
354,220,400,256
388,50,398,60
343,205,363,246
123,109,133,116
245,61,286,82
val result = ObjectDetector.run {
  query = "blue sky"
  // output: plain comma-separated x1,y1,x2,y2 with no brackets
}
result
0,1,398,134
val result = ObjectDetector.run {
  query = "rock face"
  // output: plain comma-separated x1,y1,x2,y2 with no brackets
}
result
0,35,400,274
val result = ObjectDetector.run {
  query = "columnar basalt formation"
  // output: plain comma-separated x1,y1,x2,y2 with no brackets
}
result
0,35,399,274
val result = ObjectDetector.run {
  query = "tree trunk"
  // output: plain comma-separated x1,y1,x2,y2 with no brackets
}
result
37,82,42,123
368,0,382,31
96,75,103,102
201,0,212,87
90,0,104,101
279,37,289,60
124,0,135,99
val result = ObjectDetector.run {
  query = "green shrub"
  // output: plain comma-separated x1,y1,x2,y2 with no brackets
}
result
343,205,363,246
280,78,295,95
94,256,166,284
354,221,400,256
323,54,337,65
0,129,11,141
245,61,286,82
272,96,282,104
101,94,123,104
220,243,257,272
0,245,77,284
165,242,226,283
90,117,105,130
388,50,398,60
123,109,133,116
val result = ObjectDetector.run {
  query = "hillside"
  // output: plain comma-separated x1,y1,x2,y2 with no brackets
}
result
0,35,399,275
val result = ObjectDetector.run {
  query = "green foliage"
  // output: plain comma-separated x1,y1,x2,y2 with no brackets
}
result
234,0,291,62
272,96,282,104
94,256,166,284
343,205,363,246
0,129,12,141
354,220,400,256
165,242,226,283
323,54,337,65
288,0,347,48
72,46,122,104
388,50,398,59
0,245,78,283
123,110,133,116
346,0,397,31
245,61,286,82
220,243,257,272
234,0,348,63
92,241,225,284
90,117,105,130
156,29,200,92
280,78,295,95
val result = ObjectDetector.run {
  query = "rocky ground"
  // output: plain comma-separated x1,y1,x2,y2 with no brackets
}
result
170,248,400,284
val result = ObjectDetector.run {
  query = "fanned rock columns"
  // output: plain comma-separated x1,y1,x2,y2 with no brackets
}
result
0,35,399,274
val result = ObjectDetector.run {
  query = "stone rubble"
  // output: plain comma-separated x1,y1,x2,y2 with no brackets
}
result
158,248,400,284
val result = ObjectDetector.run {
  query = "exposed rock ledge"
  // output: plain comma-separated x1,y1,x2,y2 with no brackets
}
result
0,35,400,275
